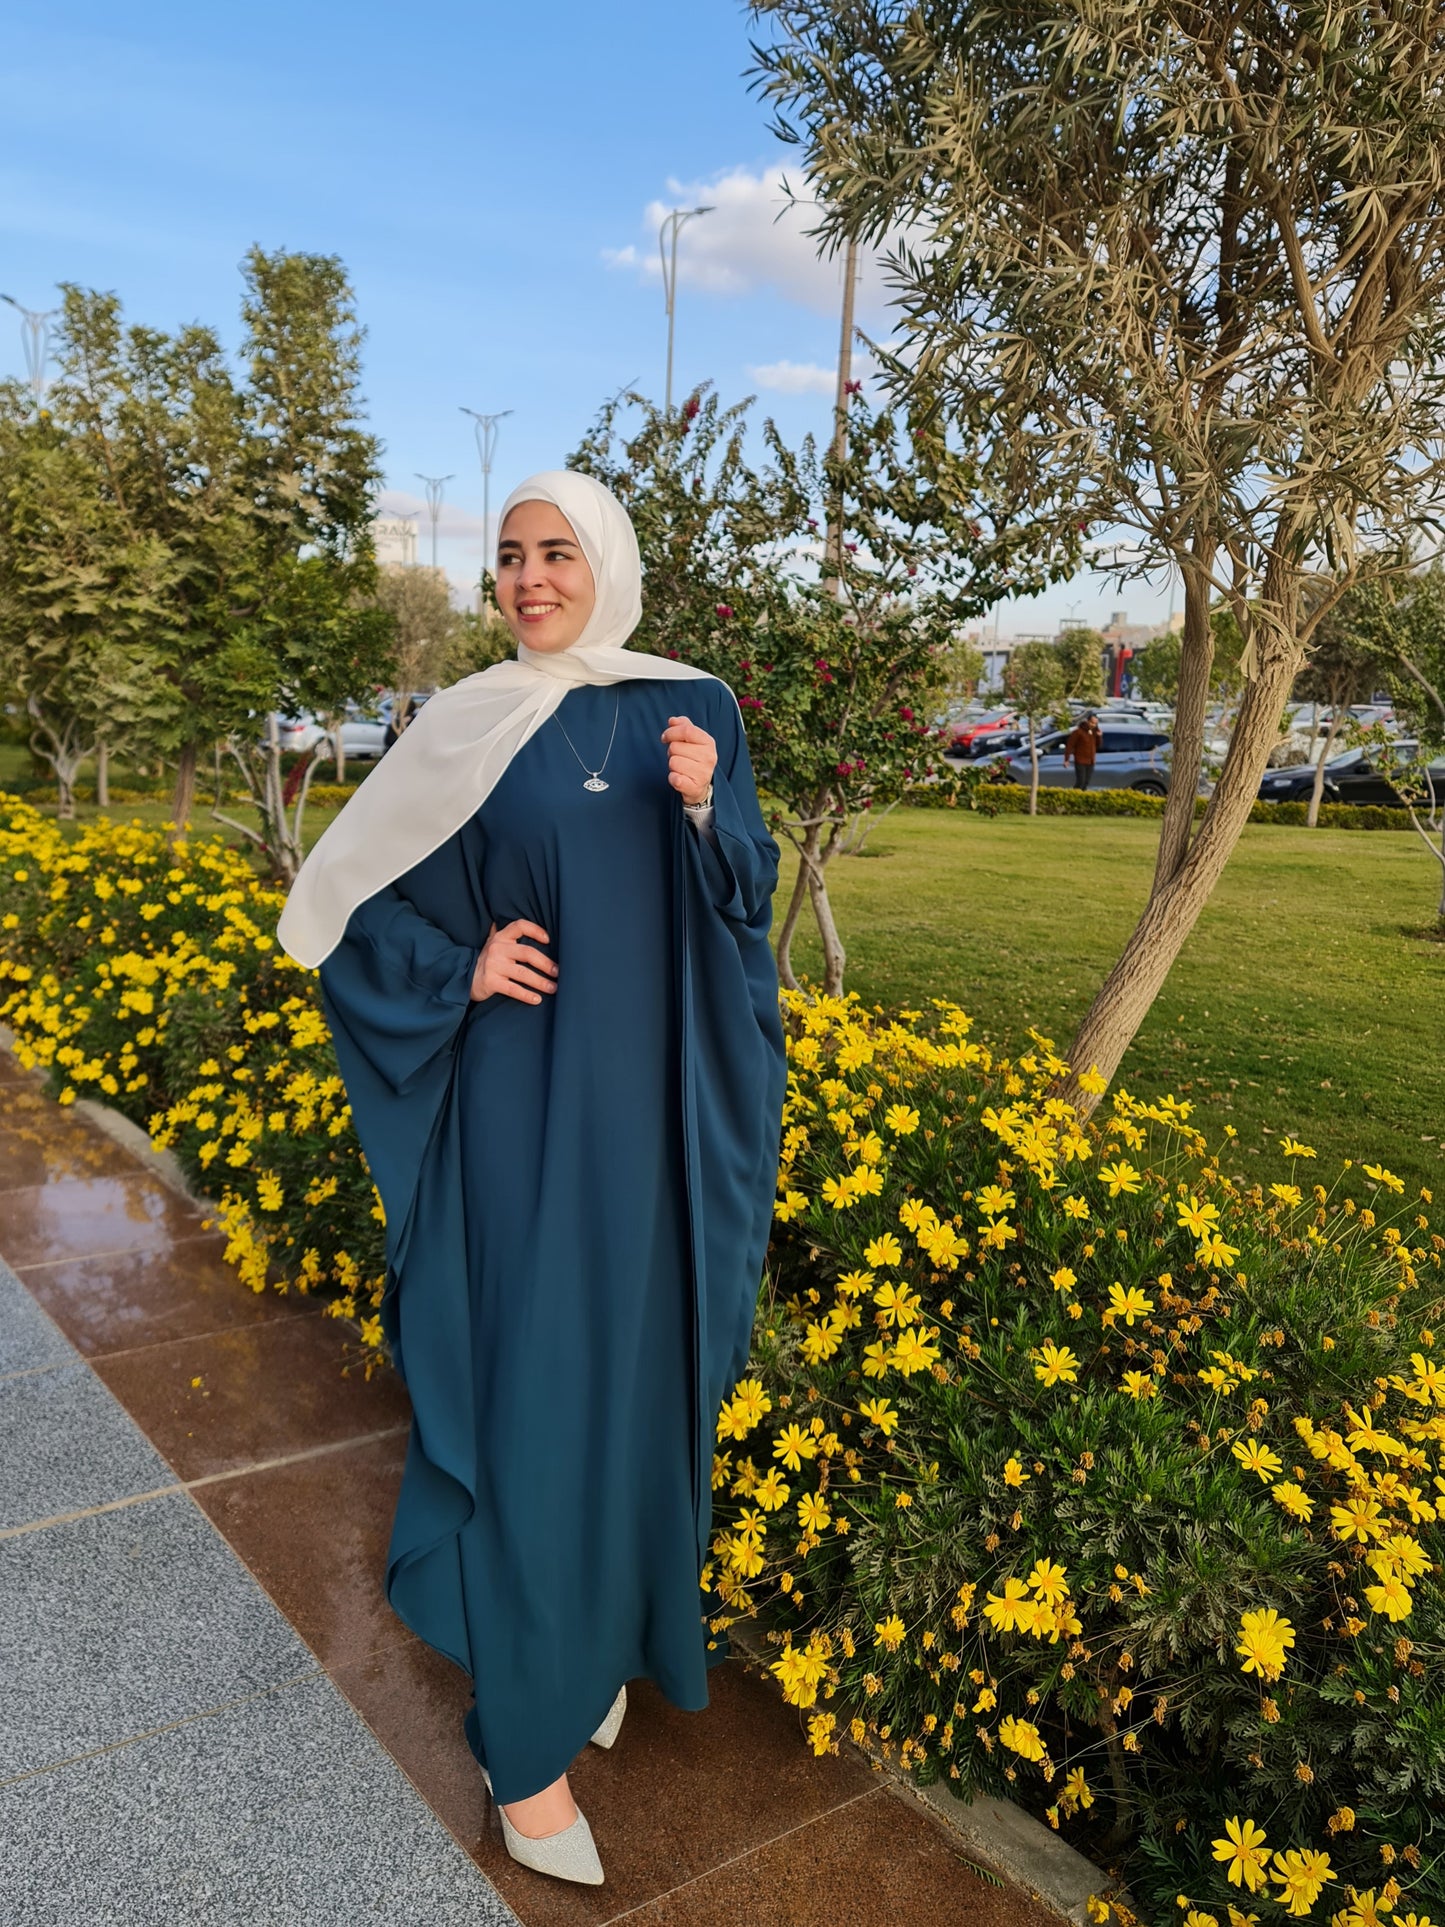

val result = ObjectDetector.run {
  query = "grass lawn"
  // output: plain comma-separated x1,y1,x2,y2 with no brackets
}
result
5,744,1439,1194
778,808,1444,1197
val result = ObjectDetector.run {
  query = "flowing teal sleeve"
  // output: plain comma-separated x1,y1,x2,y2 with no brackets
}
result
319,884,479,1096
686,688,780,929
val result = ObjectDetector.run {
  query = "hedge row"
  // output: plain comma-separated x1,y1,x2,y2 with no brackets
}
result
906,782,1417,830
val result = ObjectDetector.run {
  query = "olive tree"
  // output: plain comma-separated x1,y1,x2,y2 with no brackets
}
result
750,0,1445,1101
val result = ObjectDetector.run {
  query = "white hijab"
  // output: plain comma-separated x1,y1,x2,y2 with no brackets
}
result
275,469,715,968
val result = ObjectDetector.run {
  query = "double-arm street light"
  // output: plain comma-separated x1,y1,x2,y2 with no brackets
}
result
415,473,454,575
658,205,713,412
459,406,514,613
1,294,61,400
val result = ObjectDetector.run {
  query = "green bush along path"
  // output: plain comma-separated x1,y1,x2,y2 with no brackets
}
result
779,811,1443,1197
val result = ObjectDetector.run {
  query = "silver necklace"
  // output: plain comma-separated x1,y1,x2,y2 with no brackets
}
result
552,695,620,792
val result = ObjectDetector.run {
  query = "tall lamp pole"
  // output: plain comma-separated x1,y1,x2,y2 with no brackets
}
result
415,473,454,575
459,406,513,614
658,204,713,412
1,294,60,400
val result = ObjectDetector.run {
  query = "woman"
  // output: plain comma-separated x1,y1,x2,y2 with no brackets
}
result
276,470,785,1887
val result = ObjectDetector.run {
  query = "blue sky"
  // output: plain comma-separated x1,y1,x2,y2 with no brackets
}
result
1,0,1172,634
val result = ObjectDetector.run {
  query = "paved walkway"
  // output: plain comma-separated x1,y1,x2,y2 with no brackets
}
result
0,1046,1064,1926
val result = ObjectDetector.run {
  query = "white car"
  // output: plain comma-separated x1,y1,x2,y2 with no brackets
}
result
268,707,388,762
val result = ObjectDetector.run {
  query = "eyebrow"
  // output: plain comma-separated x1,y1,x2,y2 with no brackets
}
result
497,533,579,551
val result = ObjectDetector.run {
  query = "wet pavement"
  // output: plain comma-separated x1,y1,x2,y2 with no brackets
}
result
0,1046,1066,1926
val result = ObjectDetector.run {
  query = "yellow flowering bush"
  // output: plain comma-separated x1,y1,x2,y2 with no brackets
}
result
708,988,1445,1918
0,797,390,1363
7,796,1445,1913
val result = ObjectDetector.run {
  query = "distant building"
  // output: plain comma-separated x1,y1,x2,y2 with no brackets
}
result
374,515,418,568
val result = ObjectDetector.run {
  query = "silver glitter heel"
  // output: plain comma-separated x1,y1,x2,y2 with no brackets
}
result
590,1685,627,1749
480,1767,605,1886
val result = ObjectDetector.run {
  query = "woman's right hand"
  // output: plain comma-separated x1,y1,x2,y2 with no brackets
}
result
470,919,558,1004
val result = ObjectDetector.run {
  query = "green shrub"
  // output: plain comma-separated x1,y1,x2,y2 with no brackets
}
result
708,990,1445,1918
904,781,1416,830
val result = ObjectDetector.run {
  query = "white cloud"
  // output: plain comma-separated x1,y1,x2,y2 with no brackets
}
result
746,359,837,395
604,164,905,318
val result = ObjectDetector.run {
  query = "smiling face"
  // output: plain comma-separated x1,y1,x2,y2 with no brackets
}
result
495,500,597,654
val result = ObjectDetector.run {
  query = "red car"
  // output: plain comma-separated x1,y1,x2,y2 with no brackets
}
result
949,709,1019,755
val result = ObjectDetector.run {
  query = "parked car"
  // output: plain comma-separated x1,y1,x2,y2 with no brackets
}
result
267,703,389,763
949,708,1019,755
980,720,1178,795
1257,741,1444,807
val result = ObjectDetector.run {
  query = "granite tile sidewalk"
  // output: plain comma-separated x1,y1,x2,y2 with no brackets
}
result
0,1046,1067,1927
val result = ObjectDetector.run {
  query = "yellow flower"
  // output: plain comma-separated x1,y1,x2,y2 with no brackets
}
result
1271,1482,1313,1522
976,1183,1016,1217
1235,1608,1295,1682
1003,1456,1030,1487
859,1396,898,1436
1279,1136,1317,1159
797,1492,831,1533
754,1468,790,1511
1330,1494,1385,1544
1049,1265,1077,1294
883,1104,920,1134
983,1577,1031,1633
972,1686,996,1712
890,1327,941,1376
255,1173,284,1213
1363,1162,1406,1194
864,1233,903,1267
1176,1193,1221,1237
773,1423,818,1471
1212,1816,1270,1893
1197,1231,1241,1270
1064,1767,1093,1809
1099,1159,1142,1197
821,1174,859,1210
998,1714,1047,1761
873,1279,921,1328
1033,1340,1080,1388
1061,1195,1090,1220
873,1614,905,1650
1120,1370,1156,1400
1230,1439,1282,1483
1075,1065,1107,1095
1105,1282,1153,1326
1268,1848,1334,1917
806,1711,836,1756
732,1378,772,1428
1364,1573,1413,1621
1026,1558,1069,1605
1268,1182,1303,1208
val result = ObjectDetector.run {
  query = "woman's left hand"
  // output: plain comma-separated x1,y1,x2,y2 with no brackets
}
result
662,716,718,806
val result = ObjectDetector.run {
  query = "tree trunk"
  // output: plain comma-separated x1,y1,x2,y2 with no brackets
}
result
95,739,110,809
1306,706,1345,828
775,854,811,990
1027,716,1040,817
1153,546,1216,889
26,696,91,824
331,724,346,785
1063,635,1300,1105
806,832,847,995
171,739,200,834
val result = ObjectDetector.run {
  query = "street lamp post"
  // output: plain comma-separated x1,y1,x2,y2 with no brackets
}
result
414,473,454,575
658,205,714,412
1,294,61,401
459,406,514,614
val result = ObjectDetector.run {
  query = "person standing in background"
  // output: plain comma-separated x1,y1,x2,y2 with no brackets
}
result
1063,711,1103,789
